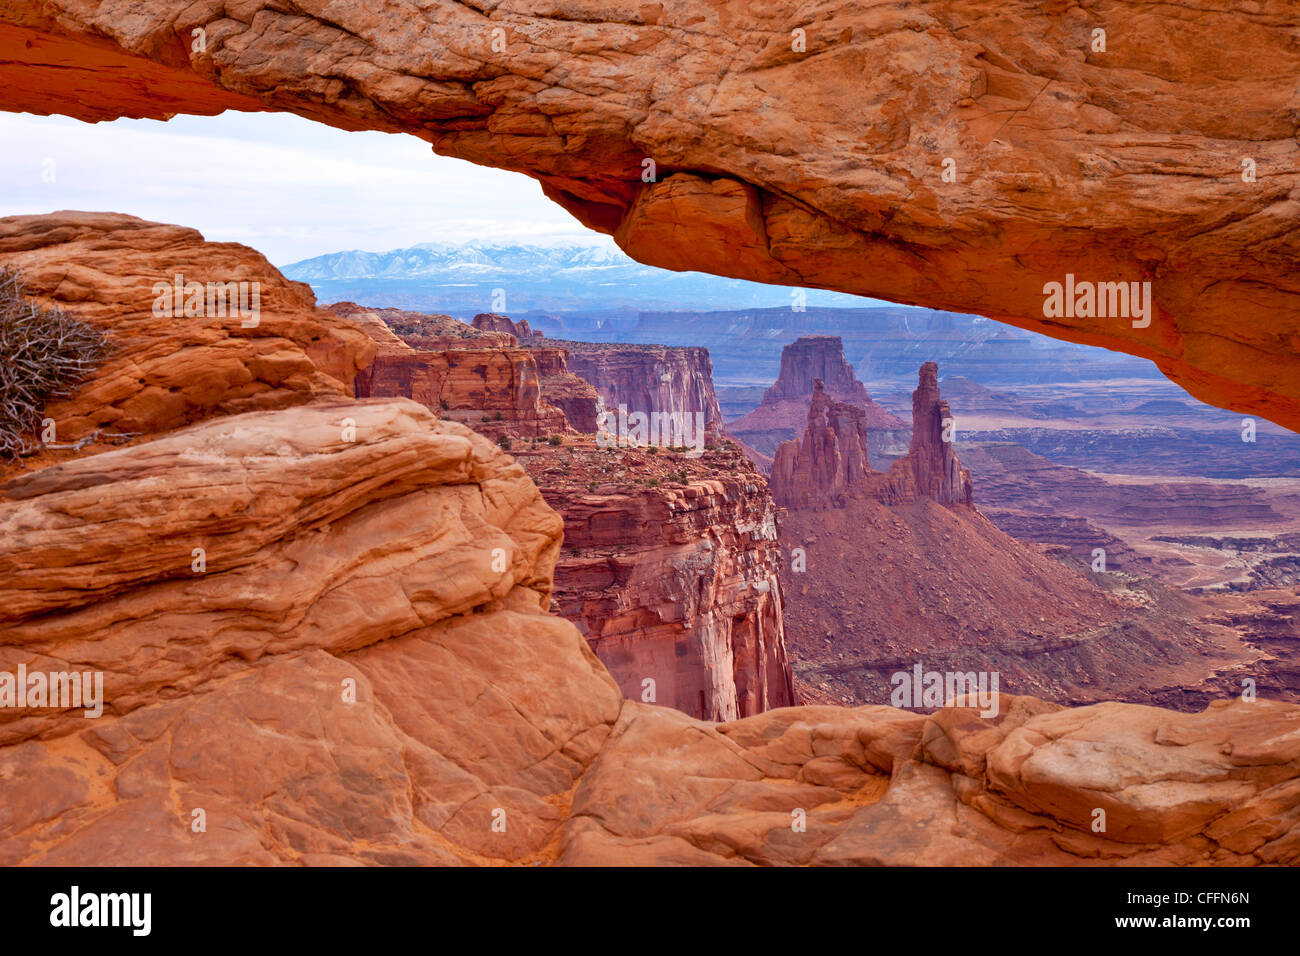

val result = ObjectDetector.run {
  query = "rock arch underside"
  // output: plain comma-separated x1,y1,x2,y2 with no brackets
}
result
2,2,1300,868
1,0,1298,429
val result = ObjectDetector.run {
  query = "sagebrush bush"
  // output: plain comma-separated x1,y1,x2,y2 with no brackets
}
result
0,268,109,458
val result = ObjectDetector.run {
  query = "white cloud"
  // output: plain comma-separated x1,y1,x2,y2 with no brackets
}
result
0,111,611,264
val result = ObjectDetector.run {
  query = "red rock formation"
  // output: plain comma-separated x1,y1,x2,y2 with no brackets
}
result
517,437,795,721
529,347,601,434
770,364,972,510
561,695,1300,866
330,302,568,438
769,380,874,510
0,212,374,445
473,312,541,341
764,335,873,405
330,302,516,349
10,4,1295,429
728,336,905,457
332,303,597,433
560,343,724,432
909,361,975,508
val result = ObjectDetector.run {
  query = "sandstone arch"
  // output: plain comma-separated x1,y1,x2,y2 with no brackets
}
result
2,2,1297,428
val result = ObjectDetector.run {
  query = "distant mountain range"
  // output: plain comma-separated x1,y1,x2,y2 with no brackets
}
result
283,241,1164,389
281,240,882,314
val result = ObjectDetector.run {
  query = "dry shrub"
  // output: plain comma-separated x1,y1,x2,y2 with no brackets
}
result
0,267,109,457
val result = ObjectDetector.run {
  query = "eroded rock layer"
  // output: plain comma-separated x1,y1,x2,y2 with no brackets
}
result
517,438,794,722
332,302,572,438
728,335,906,458
0,212,374,445
559,343,724,433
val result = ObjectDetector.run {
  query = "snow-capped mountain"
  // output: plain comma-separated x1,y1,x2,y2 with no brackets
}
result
280,240,876,314
284,241,651,281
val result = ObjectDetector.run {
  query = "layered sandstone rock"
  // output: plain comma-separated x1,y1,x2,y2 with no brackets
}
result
0,212,374,446
517,438,795,722
332,302,570,438
728,336,905,458
8,4,1294,429
0,400,630,865
561,696,1300,865
473,312,540,341
560,343,724,432
769,380,874,510
332,302,597,434
770,364,972,510
910,361,975,508
529,347,601,434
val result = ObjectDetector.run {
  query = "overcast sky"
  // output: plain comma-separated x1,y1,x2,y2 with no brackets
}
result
0,110,610,266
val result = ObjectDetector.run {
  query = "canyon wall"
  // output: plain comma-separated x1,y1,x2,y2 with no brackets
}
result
4,4,1295,429
514,437,794,721
728,335,906,458
560,343,724,431
529,347,602,434
332,302,577,438
473,312,541,341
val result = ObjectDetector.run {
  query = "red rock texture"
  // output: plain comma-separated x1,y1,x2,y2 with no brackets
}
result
517,437,795,721
561,695,1300,865
333,303,571,438
529,347,601,434
770,364,972,510
0,212,375,446
909,361,975,508
559,342,724,432
473,312,541,341
728,336,905,457
8,3,1294,430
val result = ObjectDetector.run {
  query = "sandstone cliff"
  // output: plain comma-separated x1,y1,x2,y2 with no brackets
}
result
728,335,905,458
559,342,724,432
517,438,794,721
473,312,541,341
528,346,602,434
331,302,572,438
0,212,374,448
